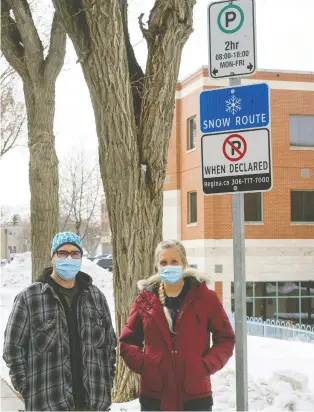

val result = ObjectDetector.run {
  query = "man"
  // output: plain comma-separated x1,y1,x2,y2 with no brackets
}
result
3,232,117,411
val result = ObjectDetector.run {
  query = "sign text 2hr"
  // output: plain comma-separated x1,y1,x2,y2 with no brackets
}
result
208,0,256,78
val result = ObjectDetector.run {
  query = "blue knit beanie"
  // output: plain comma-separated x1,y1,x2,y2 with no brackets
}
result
51,232,83,256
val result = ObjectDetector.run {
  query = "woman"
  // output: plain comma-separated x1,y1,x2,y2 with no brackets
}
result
120,240,235,411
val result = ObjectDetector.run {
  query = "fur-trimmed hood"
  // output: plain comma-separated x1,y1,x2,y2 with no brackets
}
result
137,268,211,291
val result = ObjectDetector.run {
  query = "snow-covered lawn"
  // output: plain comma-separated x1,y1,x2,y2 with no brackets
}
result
1,254,314,410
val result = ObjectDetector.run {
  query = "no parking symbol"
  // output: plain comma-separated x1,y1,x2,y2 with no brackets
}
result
223,133,247,161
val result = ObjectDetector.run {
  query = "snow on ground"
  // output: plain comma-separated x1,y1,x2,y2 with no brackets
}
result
1,254,314,411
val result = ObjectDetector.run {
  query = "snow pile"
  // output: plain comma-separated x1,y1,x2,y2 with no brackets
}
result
208,369,314,411
81,257,115,323
1,252,32,290
1,253,314,411
250,371,314,411
110,369,314,411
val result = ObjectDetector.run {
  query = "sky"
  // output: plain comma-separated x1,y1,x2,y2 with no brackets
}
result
1,0,314,215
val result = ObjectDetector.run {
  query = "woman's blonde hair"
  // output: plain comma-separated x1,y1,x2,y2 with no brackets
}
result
155,239,188,271
155,240,188,315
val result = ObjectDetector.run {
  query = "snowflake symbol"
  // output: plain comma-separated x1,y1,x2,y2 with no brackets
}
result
225,89,242,116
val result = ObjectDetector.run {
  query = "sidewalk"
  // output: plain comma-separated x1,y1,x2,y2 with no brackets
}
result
0,379,24,411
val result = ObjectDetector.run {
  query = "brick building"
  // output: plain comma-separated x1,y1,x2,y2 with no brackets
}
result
163,67,314,325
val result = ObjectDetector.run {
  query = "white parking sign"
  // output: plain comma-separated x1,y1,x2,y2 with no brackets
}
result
208,0,256,79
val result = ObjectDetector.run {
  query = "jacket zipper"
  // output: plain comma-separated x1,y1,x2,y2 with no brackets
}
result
141,291,195,409
171,296,194,410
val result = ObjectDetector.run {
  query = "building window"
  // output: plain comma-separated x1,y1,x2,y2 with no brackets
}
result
231,281,314,325
290,115,314,147
188,191,197,224
291,190,314,223
187,116,196,150
244,193,262,222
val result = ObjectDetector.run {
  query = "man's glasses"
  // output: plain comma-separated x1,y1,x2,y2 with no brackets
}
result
56,250,82,259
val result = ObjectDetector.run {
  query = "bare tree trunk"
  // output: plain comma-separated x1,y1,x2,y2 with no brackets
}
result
52,0,195,401
1,2,66,281
113,313,139,401
95,87,164,399
24,82,59,280
110,190,163,375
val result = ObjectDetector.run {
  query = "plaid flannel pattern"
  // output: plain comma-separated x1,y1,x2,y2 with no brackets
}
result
3,282,117,411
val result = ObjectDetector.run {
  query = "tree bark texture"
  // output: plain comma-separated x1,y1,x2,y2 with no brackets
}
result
1,1,66,281
24,82,60,280
51,0,195,401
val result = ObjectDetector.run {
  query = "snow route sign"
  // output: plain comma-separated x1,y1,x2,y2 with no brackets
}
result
200,83,272,195
200,83,269,134
208,0,256,79
201,129,272,195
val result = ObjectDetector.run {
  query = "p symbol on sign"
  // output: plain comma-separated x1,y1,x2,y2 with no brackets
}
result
225,11,236,27
231,140,242,156
223,133,247,162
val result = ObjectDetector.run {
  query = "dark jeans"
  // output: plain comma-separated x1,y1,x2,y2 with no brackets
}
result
140,395,213,411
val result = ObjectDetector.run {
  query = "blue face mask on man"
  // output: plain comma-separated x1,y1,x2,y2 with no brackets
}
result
55,257,82,280
160,265,184,285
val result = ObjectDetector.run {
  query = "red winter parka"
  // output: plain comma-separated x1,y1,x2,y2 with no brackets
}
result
120,270,235,411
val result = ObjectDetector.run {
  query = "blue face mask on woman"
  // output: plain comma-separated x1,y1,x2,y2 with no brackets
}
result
160,265,184,285
56,258,82,280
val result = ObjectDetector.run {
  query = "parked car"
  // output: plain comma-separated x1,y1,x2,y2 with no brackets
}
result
88,254,110,262
94,254,112,261
96,256,113,272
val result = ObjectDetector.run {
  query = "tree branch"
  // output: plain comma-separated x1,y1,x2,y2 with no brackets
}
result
1,112,26,157
1,1,28,79
0,67,26,157
138,0,195,195
8,0,44,79
51,0,91,63
44,12,66,83
138,13,151,44
81,172,100,239
0,63,15,86
53,0,137,155
119,0,144,127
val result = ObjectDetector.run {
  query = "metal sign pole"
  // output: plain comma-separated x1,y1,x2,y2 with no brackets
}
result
230,76,249,411
204,1,261,408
